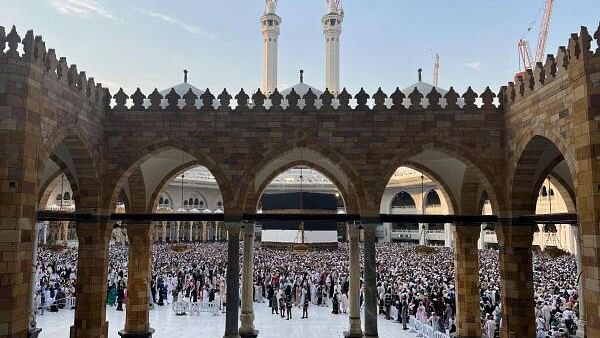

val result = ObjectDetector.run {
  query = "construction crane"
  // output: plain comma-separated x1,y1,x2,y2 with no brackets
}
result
518,0,554,74
433,53,440,87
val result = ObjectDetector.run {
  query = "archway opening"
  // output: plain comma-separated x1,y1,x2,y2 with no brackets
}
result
380,166,454,247
152,164,225,243
257,165,346,249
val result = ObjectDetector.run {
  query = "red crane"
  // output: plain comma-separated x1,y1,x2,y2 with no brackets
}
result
518,0,554,74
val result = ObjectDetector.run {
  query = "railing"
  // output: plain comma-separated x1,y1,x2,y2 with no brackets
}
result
409,316,450,338
172,301,220,316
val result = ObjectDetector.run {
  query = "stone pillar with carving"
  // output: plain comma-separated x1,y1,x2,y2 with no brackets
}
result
572,225,586,337
239,222,257,338
70,221,113,338
224,222,241,338
496,224,535,338
454,225,481,338
119,222,155,338
344,223,362,337
363,222,379,338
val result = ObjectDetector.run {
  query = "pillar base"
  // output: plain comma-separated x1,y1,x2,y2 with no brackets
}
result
118,328,155,338
239,329,258,338
343,331,362,338
28,328,42,338
576,320,585,338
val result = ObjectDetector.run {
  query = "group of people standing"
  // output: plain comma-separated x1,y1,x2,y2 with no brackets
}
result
33,240,580,338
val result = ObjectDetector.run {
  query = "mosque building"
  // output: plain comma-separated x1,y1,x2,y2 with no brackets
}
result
36,0,578,255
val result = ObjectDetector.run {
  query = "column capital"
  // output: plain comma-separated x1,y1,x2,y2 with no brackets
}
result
455,225,481,240
225,222,241,234
495,223,534,248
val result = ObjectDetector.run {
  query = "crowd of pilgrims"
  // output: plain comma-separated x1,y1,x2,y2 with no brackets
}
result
34,242,579,337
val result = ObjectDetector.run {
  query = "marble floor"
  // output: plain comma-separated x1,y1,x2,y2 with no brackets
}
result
36,302,418,338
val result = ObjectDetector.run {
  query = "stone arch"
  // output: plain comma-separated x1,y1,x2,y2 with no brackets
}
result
148,161,223,213
376,140,502,216
510,135,576,216
403,161,458,214
239,146,363,214
547,173,576,213
38,169,66,208
107,140,232,213
39,131,101,212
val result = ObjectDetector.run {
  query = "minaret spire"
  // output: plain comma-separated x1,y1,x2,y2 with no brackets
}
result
184,69,188,84
323,0,343,94
261,0,281,95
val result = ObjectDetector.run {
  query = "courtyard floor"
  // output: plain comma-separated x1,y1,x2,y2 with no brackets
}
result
36,301,419,338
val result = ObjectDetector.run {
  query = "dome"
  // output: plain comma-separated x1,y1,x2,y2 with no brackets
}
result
159,82,204,98
146,70,207,109
280,82,323,98
401,81,448,96
279,69,323,98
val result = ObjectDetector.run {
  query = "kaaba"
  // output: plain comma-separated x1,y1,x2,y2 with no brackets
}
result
260,192,339,250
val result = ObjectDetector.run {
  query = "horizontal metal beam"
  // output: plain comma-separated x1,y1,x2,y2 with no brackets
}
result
379,214,498,224
36,211,578,225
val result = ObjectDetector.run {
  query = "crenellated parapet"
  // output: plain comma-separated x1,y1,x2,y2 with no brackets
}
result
501,23,600,107
0,24,109,110
105,85,500,113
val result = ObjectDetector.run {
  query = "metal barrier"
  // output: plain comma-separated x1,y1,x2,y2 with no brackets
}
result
409,316,450,338
172,301,220,316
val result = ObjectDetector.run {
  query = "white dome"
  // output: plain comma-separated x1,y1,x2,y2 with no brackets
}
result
159,83,204,97
280,82,323,98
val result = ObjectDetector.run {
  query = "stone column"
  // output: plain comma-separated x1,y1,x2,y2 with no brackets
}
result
496,224,535,338
454,225,482,338
239,222,257,338
119,222,155,338
224,222,241,338
42,222,48,245
363,223,379,338
189,223,193,242
29,222,43,337
175,222,180,242
70,221,113,338
344,223,362,337
572,225,586,337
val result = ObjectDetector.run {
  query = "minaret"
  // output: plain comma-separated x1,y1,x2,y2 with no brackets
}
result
322,0,343,94
261,0,281,95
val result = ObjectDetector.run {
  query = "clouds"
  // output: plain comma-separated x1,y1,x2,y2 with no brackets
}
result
51,0,116,20
136,8,215,39
463,62,482,71
49,1,215,39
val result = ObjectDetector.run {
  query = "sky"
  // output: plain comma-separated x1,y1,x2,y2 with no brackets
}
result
4,0,600,95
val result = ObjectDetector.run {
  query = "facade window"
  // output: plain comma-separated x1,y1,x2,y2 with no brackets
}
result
63,192,71,200
164,199,169,205
159,196,164,204
391,191,416,209
541,186,548,197
217,201,223,208
184,200,188,206
194,198,199,205
56,194,62,201
188,198,194,206
426,190,441,206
